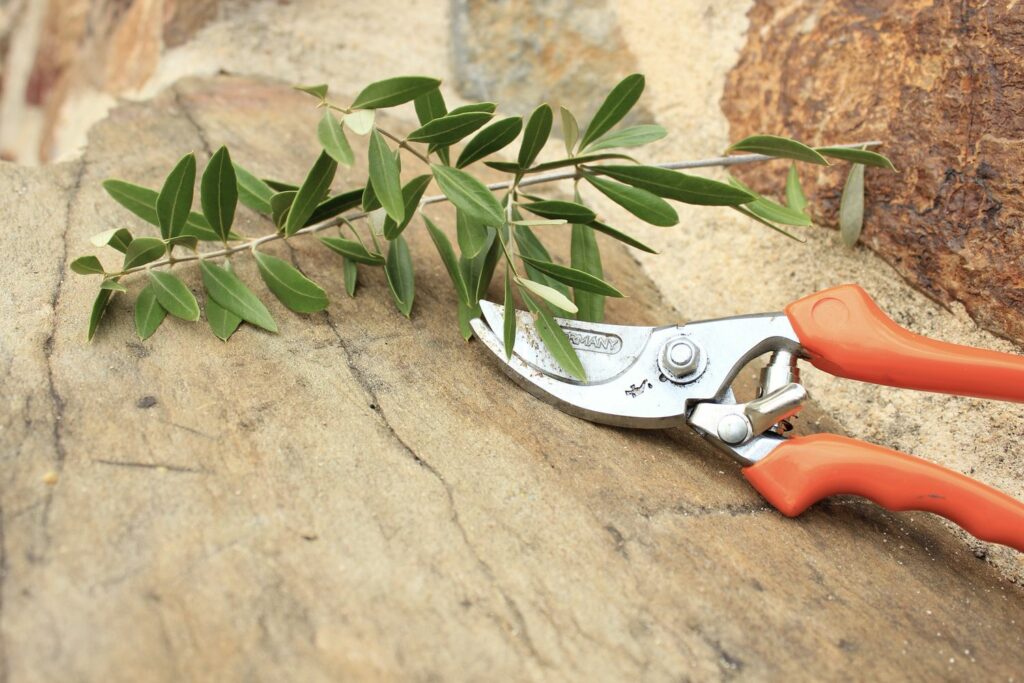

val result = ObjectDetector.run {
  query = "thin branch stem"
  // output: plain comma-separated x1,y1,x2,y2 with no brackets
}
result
118,139,881,278
376,127,430,165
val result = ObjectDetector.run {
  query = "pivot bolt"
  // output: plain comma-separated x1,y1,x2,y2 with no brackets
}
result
660,338,701,379
717,414,751,445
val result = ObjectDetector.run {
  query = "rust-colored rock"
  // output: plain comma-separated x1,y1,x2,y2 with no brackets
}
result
722,0,1024,345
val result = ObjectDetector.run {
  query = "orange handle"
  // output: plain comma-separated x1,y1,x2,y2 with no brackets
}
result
744,434,1024,551
786,284,1024,402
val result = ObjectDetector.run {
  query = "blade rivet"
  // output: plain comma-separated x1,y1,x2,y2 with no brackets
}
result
660,338,701,379
717,414,751,445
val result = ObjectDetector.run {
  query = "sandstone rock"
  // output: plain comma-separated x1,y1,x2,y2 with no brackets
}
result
2,73,1024,682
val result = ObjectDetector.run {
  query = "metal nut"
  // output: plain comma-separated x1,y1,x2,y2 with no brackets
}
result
660,338,701,379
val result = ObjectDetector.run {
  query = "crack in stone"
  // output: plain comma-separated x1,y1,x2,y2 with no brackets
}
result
172,86,213,157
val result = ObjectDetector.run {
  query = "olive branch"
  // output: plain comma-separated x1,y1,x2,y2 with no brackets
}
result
72,74,893,378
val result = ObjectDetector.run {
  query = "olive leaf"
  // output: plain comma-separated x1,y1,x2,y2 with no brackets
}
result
90,228,133,253
519,255,621,297
521,292,585,381
407,112,492,145
578,73,645,151
571,222,605,323
342,258,358,297
384,235,415,318
100,278,127,292
786,163,807,215
424,215,470,306
457,116,523,168
102,179,229,241
271,191,296,229
71,256,105,275
518,104,553,169
295,83,328,101
122,237,166,270
156,153,197,240
285,151,338,236
448,102,497,115
513,224,572,314
456,209,491,259
431,164,505,227
206,297,242,341
368,130,405,224
201,146,238,241
233,162,275,214
840,163,866,247
134,284,166,340
817,146,895,170
517,277,577,314
727,134,829,165
502,268,516,359
264,179,298,193
254,251,329,313
148,271,200,321
351,76,441,109
200,260,278,332
382,174,432,239
583,173,678,226
320,236,385,265
584,124,666,153
560,106,579,155
521,200,596,224
306,188,362,226
731,206,804,241
318,110,355,166
487,153,633,175
87,288,115,342
344,109,376,136
414,88,447,124
727,176,812,226
588,220,657,254
590,165,755,206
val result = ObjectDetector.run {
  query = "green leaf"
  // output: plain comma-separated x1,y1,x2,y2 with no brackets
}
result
205,296,242,341
513,224,572,313
571,223,606,322
518,104,553,169
285,151,338,236
578,74,645,151
521,292,585,380
87,288,114,342
134,284,166,340
456,209,490,259
407,112,492,145
423,215,470,305
156,153,197,239
200,261,278,332
122,237,166,269
342,257,358,297
318,110,355,166
588,220,657,254
319,236,385,265
431,164,505,227
383,174,432,239
457,116,523,168
731,205,804,241
560,106,579,155
728,134,829,165
104,180,220,240
518,278,578,314
816,146,895,170
583,173,678,226
457,299,478,341
591,165,755,206
351,76,441,110
460,227,499,302
361,179,381,211
90,228,133,253
727,176,812,226
786,163,807,215
306,188,363,226
295,83,328,100
511,219,567,227
521,200,596,223
71,255,105,275
584,124,666,152
486,152,634,175
100,278,127,292
271,191,296,229
384,235,415,317
519,254,621,297
503,269,516,359
200,146,238,241
344,109,375,135
148,270,200,321
414,88,447,124
233,163,274,214
448,102,497,116
254,251,329,313
264,179,298,193
368,130,405,224
840,163,866,247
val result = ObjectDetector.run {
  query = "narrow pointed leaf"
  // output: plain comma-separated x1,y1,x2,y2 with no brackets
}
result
786,163,807,214
407,112,492,145
456,209,491,259
384,235,415,317
584,173,678,226
361,179,381,211
840,163,866,247
513,224,571,313
319,236,385,265
253,251,328,313
517,278,577,314
560,106,579,155
578,74,645,151
459,227,499,303
521,200,595,223
571,223,606,322
134,284,166,340
264,179,298,193
431,164,505,227
414,88,447,124
518,104,553,169
457,116,523,168
424,215,470,305
200,146,238,241
521,292,585,380
584,124,666,152
344,109,375,135
200,261,278,332
816,146,895,170
90,228,133,253
727,176,812,226
156,153,197,239
503,269,516,359
148,270,199,321
205,296,242,341
318,110,355,166
592,165,755,206
383,174,432,239
285,151,338,236
519,254,621,297
588,220,657,253
731,205,805,241
368,130,405,224
271,191,296,229
343,257,358,297
351,76,441,109
71,256,105,275
306,188,363,226
87,288,114,341
100,278,127,292
232,163,274,214
122,237,166,270
294,83,328,100
457,299,478,341
449,102,497,115
728,134,829,165
487,152,634,175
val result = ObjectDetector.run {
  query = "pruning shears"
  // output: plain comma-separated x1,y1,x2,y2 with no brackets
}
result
471,284,1024,551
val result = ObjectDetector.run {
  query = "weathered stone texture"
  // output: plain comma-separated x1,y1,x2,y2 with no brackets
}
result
722,0,1024,344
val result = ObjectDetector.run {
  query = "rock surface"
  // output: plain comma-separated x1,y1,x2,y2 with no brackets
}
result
2,72,1024,682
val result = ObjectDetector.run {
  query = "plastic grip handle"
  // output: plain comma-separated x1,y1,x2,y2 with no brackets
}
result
785,284,1024,402
744,434,1024,551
